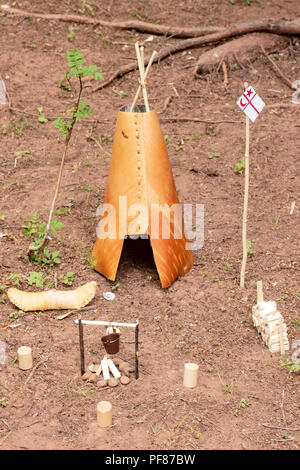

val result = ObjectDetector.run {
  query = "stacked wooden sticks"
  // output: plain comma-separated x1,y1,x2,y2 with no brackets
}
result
252,281,289,354
130,42,157,112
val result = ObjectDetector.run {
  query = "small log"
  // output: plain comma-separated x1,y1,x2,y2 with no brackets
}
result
194,33,289,74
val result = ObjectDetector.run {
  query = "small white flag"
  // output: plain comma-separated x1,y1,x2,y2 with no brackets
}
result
237,86,265,123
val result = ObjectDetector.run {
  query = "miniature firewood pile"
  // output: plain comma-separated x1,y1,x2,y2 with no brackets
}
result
81,355,135,388
81,325,136,387
252,281,289,354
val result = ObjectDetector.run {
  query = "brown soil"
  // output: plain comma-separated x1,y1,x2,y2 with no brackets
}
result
0,0,299,451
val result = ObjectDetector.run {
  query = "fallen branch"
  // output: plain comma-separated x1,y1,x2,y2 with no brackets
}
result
24,360,45,386
160,116,239,124
262,423,300,432
194,32,289,74
92,18,300,91
0,5,222,38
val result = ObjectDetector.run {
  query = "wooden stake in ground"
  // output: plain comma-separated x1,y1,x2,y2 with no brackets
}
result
237,83,265,288
78,315,85,376
240,82,250,288
135,321,139,380
257,280,264,304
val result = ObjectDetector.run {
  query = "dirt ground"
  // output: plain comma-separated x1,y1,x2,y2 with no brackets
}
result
0,0,299,451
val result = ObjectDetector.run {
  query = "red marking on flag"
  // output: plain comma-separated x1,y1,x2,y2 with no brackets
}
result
241,91,260,115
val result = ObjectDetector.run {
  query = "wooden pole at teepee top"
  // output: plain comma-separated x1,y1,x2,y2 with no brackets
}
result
130,43,156,112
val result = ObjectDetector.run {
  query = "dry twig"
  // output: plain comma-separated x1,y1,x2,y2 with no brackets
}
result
260,45,295,89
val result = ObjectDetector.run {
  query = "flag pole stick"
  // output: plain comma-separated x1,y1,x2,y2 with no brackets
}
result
240,82,250,288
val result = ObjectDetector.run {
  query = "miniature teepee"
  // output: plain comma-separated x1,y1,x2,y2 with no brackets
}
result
92,43,193,288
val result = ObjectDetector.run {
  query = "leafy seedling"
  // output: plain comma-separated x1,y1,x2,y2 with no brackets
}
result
8,273,22,287
60,272,78,286
37,106,48,123
281,359,300,374
67,27,75,42
27,49,103,258
246,240,255,255
26,272,44,288
235,157,245,173
208,152,220,159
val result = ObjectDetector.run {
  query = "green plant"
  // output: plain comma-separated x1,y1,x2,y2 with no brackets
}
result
281,359,300,374
291,318,300,332
80,250,96,269
14,149,31,159
141,275,153,286
0,213,5,221
60,272,78,286
26,272,44,288
34,248,61,267
9,310,23,320
246,240,255,255
23,212,64,265
10,115,30,135
37,106,48,123
223,260,231,270
164,135,171,147
79,0,94,15
235,157,245,173
208,152,220,159
234,398,251,416
55,206,70,216
23,211,64,243
67,26,75,42
272,216,280,230
8,273,22,286
28,50,103,257
0,393,6,408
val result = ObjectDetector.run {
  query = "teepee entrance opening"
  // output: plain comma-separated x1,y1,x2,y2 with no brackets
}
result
118,236,156,276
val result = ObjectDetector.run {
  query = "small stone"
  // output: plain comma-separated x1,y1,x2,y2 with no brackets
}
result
82,371,92,381
119,362,130,372
88,374,97,383
88,363,100,373
120,375,130,385
112,357,123,366
108,377,119,388
97,379,108,388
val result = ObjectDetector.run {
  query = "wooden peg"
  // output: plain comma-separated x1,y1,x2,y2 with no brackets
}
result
183,363,199,388
97,401,112,428
17,346,33,370
257,280,264,304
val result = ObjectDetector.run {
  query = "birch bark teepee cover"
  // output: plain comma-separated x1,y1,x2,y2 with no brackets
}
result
92,43,193,288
